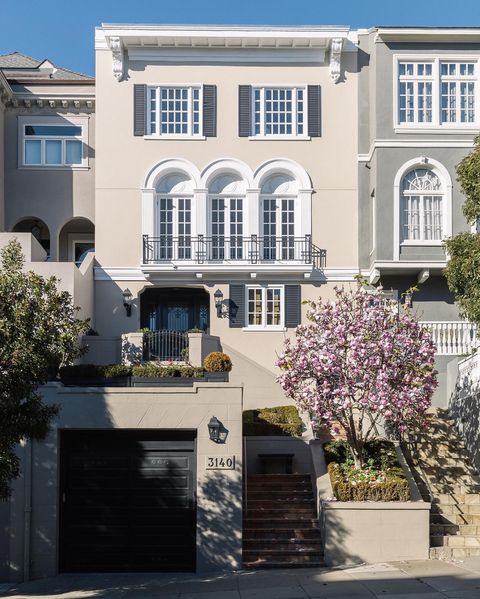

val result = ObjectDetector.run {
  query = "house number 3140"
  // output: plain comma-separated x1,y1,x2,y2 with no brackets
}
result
206,456,235,470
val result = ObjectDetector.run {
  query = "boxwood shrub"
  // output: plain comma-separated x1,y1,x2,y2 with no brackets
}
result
324,439,410,502
59,363,132,379
243,405,302,436
132,363,205,378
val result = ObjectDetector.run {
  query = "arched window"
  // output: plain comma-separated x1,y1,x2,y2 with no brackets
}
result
260,174,298,260
154,173,194,260
208,174,246,260
401,168,444,243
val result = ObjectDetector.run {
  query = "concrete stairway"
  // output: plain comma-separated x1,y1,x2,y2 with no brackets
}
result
243,474,324,568
412,409,480,559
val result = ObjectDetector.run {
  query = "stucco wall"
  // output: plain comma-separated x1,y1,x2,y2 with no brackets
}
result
5,383,243,581
4,103,95,261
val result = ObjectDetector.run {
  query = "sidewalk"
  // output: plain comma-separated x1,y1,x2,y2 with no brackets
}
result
2,559,480,599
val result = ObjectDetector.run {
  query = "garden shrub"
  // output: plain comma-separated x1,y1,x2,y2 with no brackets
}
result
204,352,232,372
132,363,204,378
324,439,410,502
243,405,302,436
60,363,132,379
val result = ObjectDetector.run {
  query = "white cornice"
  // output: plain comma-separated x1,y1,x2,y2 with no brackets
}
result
358,138,476,162
376,28,480,43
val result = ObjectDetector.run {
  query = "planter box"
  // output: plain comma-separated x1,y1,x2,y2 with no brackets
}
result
204,372,229,382
131,376,200,387
321,500,430,565
60,377,131,387
311,440,431,566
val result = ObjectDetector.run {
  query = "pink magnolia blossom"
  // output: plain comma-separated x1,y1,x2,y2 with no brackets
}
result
276,285,437,467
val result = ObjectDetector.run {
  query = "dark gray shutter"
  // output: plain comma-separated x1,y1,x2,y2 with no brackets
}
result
203,85,217,137
133,84,147,136
285,285,301,328
307,85,321,137
238,85,252,137
229,284,245,328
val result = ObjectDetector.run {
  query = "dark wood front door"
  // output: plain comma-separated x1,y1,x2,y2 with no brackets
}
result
59,430,196,573
140,288,209,333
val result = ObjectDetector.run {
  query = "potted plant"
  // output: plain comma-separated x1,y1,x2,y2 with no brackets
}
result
204,352,232,382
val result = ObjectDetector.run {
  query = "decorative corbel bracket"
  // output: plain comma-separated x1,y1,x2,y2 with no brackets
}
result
109,36,124,82
329,38,344,84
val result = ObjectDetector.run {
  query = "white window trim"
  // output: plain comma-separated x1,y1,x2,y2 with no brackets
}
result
393,157,453,261
68,234,95,263
146,84,204,139
154,193,197,239
249,85,310,139
244,284,285,330
260,193,301,239
18,115,89,169
393,54,480,131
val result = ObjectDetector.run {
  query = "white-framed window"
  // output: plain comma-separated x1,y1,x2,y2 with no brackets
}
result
396,57,479,128
147,86,202,137
19,118,86,168
246,285,284,329
252,87,306,137
401,169,444,243
261,196,296,260
154,196,192,259
209,197,244,260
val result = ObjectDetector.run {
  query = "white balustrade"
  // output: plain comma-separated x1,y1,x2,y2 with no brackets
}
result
421,321,477,356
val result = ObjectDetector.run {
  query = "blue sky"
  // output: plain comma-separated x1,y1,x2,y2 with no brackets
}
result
1,0,480,76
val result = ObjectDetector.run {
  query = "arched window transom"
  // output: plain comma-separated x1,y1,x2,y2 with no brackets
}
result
401,168,444,243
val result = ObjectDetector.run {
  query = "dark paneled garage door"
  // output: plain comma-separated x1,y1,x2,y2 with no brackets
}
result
59,430,196,572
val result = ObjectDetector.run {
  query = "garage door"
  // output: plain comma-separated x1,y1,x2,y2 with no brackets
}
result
59,430,196,572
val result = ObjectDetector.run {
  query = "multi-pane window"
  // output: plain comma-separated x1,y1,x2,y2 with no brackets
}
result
253,87,306,136
397,59,478,126
440,62,476,124
210,198,244,260
401,169,444,243
154,197,192,259
398,62,433,124
247,287,283,328
262,197,295,260
148,87,201,136
23,124,83,166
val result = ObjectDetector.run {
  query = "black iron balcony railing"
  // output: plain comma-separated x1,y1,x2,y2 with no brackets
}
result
143,235,326,268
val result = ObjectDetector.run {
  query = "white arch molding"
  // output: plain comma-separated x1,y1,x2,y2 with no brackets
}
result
141,157,314,254
393,156,453,261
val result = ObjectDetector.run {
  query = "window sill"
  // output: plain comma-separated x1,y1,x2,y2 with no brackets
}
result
400,241,445,246
394,126,479,134
18,165,89,171
248,135,311,141
143,135,206,141
242,326,287,332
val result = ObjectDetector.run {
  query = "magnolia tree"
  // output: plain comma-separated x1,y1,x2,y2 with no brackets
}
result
277,284,437,468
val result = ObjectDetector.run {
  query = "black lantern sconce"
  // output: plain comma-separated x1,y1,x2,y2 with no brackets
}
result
214,288,224,317
122,288,133,317
208,416,228,444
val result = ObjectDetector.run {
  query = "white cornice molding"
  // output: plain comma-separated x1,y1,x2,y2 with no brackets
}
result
358,138,476,162
376,28,480,43
329,38,344,83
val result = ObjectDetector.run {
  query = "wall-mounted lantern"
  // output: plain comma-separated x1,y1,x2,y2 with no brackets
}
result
122,288,133,317
208,416,229,444
214,288,224,317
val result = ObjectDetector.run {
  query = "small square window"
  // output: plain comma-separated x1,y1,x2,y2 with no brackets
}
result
251,87,307,137
148,86,202,137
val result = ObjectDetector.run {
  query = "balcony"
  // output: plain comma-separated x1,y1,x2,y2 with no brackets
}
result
422,321,477,356
142,235,326,271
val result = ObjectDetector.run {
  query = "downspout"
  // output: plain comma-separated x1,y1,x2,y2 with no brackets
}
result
23,439,32,582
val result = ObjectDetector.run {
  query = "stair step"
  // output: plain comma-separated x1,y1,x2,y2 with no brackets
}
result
247,475,311,483
430,535,480,548
247,500,316,509
247,490,314,498
432,494,480,505
243,528,321,541
243,559,324,569
243,540,322,551
430,546,480,559
244,519,319,529
245,510,316,519
431,504,480,516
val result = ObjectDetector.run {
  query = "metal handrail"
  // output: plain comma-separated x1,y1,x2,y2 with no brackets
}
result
143,234,326,267
143,330,189,362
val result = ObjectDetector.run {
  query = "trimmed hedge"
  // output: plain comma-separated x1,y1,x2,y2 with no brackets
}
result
328,462,410,502
204,352,232,372
59,364,132,379
243,405,303,437
132,363,204,378
324,439,410,502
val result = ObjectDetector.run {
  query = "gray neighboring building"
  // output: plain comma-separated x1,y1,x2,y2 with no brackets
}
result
358,28,480,402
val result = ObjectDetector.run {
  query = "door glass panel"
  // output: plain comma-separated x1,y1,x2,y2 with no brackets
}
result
262,198,277,260
281,198,295,259
177,198,191,259
156,198,174,260
167,306,189,331
229,198,243,259
211,198,225,260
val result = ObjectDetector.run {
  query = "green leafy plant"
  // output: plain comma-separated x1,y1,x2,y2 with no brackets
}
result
243,405,302,436
204,352,232,372
60,364,132,379
132,363,204,378
0,240,89,497
444,136,480,327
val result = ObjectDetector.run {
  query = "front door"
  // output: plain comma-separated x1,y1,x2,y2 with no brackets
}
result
141,288,210,333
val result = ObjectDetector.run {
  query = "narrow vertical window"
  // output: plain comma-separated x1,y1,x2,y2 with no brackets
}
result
398,62,433,124
401,169,444,243
440,62,476,124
